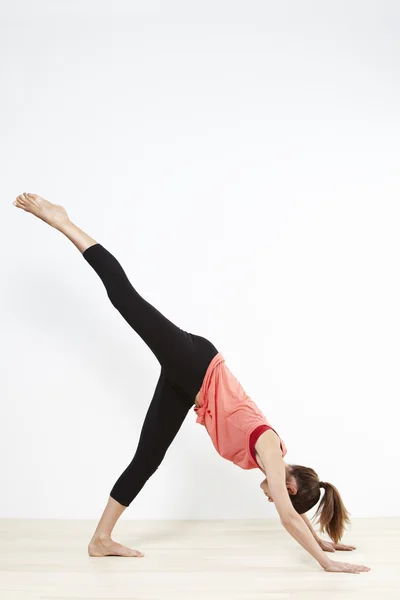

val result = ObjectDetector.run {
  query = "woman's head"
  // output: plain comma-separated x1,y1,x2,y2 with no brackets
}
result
260,463,351,544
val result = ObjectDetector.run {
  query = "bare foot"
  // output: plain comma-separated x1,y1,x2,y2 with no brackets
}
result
88,534,144,558
13,192,69,229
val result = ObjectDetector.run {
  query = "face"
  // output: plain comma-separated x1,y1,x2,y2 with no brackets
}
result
260,477,274,502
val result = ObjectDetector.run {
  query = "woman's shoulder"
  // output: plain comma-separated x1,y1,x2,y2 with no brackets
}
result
255,427,283,455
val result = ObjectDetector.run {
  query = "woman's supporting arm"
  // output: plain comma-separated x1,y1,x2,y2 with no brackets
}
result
255,434,369,573
256,436,331,569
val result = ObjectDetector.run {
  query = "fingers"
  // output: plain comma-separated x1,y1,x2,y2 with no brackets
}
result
343,563,360,574
348,562,370,574
326,560,370,574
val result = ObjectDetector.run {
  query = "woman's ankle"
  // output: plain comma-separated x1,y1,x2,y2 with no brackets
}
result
91,531,112,542
54,217,72,233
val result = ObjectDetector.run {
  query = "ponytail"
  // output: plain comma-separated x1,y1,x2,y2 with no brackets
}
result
314,481,351,544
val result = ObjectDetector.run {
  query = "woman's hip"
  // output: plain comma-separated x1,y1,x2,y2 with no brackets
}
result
162,333,219,402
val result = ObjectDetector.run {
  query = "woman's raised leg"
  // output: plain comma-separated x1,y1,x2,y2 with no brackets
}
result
13,192,214,398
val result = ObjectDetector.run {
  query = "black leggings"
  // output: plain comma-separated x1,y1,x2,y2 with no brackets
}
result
83,243,218,507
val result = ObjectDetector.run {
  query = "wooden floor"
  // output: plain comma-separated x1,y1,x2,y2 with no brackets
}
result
0,517,399,599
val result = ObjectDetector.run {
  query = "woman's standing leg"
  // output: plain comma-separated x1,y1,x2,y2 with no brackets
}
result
88,371,192,556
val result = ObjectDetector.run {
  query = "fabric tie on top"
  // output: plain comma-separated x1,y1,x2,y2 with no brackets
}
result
194,352,225,425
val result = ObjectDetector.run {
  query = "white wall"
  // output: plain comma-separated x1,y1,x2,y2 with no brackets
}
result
1,0,399,521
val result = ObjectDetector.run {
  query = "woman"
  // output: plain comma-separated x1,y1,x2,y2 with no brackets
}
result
13,193,370,574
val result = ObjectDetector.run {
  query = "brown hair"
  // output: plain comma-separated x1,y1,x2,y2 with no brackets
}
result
288,464,351,544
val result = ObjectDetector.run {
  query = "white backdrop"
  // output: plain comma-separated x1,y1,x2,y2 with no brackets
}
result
1,0,399,521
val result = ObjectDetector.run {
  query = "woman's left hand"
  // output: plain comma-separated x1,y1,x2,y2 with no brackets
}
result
319,539,356,552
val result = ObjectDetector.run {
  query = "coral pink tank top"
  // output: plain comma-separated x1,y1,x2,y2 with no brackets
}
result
194,352,287,469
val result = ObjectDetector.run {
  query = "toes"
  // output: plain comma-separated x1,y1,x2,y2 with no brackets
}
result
14,192,39,208
127,550,143,557
113,544,144,557
14,193,32,208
